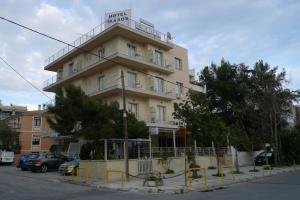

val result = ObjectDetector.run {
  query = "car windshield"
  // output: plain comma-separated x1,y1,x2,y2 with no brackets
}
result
28,154,39,159
258,152,272,157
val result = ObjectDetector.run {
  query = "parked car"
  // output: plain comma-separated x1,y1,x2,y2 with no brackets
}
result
29,153,67,173
254,151,274,166
58,159,79,175
0,150,14,165
17,153,39,170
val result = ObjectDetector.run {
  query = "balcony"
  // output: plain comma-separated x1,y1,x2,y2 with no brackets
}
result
43,51,174,92
88,81,176,101
146,119,179,129
189,81,206,93
8,122,21,129
44,19,173,71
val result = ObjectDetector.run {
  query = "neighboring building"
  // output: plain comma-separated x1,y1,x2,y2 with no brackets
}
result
0,101,27,120
293,105,300,125
42,10,204,149
7,110,57,154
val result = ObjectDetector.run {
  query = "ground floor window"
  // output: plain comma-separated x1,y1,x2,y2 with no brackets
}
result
32,135,41,146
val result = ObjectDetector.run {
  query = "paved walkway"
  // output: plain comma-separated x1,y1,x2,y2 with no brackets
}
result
62,165,300,194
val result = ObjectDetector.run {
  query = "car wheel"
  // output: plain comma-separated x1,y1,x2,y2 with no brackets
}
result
41,164,48,173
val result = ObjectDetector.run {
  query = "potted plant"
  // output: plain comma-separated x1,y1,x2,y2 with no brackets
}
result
143,172,163,187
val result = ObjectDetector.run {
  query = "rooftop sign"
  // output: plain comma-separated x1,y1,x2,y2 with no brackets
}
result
105,9,131,28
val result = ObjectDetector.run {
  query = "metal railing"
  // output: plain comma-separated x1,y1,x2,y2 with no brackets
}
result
45,19,173,66
151,147,231,158
43,51,174,88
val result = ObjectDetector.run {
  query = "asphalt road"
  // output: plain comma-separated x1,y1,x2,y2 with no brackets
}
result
0,166,300,200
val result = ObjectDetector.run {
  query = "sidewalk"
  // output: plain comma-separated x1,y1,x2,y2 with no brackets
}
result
61,165,300,194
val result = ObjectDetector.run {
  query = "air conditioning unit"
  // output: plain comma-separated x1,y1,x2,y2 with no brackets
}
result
165,64,172,68
176,93,182,99
73,68,78,73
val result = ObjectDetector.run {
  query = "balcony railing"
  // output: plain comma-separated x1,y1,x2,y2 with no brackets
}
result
88,79,176,101
45,19,173,67
43,51,174,89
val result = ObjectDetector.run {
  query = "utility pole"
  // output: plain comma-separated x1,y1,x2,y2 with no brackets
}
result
121,70,129,181
184,125,187,186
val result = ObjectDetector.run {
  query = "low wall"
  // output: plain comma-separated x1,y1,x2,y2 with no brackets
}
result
79,154,231,181
231,147,262,166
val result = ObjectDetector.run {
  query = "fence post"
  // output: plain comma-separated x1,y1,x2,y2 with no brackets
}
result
173,130,176,157
104,139,107,161
194,140,197,157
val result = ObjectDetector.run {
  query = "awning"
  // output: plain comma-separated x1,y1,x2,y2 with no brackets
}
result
176,130,192,135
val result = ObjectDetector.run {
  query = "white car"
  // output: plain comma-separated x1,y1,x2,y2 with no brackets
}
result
0,151,14,165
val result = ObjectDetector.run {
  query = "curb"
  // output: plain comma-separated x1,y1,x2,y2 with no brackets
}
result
57,167,299,194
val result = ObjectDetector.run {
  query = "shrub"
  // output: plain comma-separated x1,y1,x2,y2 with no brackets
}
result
80,142,92,160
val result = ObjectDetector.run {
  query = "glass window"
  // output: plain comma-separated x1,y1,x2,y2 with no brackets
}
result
127,72,137,88
157,105,166,122
98,76,106,90
98,48,105,60
154,77,164,93
32,135,41,146
175,57,182,70
68,62,74,75
154,50,163,66
32,116,41,127
127,44,136,57
176,82,183,94
57,69,63,81
128,103,138,118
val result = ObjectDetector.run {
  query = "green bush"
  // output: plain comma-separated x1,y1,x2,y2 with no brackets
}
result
281,128,300,165
80,142,92,160
166,169,175,174
208,166,217,170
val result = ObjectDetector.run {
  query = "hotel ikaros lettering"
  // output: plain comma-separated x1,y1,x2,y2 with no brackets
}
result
105,9,131,27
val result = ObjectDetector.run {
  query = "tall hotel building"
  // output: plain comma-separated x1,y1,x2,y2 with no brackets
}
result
43,10,204,148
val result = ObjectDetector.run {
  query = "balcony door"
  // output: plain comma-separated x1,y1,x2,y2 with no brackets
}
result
154,77,164,93
127,72,137,88
154,50,163,66
157,105,166,122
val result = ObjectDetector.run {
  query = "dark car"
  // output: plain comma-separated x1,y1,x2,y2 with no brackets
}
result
29,153,67,173
255,151,274,166
17,153,39,171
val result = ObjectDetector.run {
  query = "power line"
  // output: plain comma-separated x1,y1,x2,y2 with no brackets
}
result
0,16,194,91
0,56,53,100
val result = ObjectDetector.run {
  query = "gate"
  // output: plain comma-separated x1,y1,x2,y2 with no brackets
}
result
138,157,153,174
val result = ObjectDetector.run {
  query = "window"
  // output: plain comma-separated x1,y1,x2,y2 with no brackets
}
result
98,48,105,60
157,105,166,122
175,57,182,70
32,135,41,146
68,62,74,75
127,72,137,88
154,50,163,66
32,116,41,127
57,69,63,81
98,76,106,90
153,77,164,93
176,82,183,95
127,44,136,57
128,103,138,118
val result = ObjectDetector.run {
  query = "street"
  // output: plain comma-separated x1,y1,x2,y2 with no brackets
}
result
0,167,299,200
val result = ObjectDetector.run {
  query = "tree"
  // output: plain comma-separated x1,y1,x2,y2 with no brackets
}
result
250,61,300,165
47,85,148,140
173,92,229,175
0,120,19,151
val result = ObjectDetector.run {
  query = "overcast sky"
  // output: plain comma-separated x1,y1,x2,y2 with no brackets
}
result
0,0,299,110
